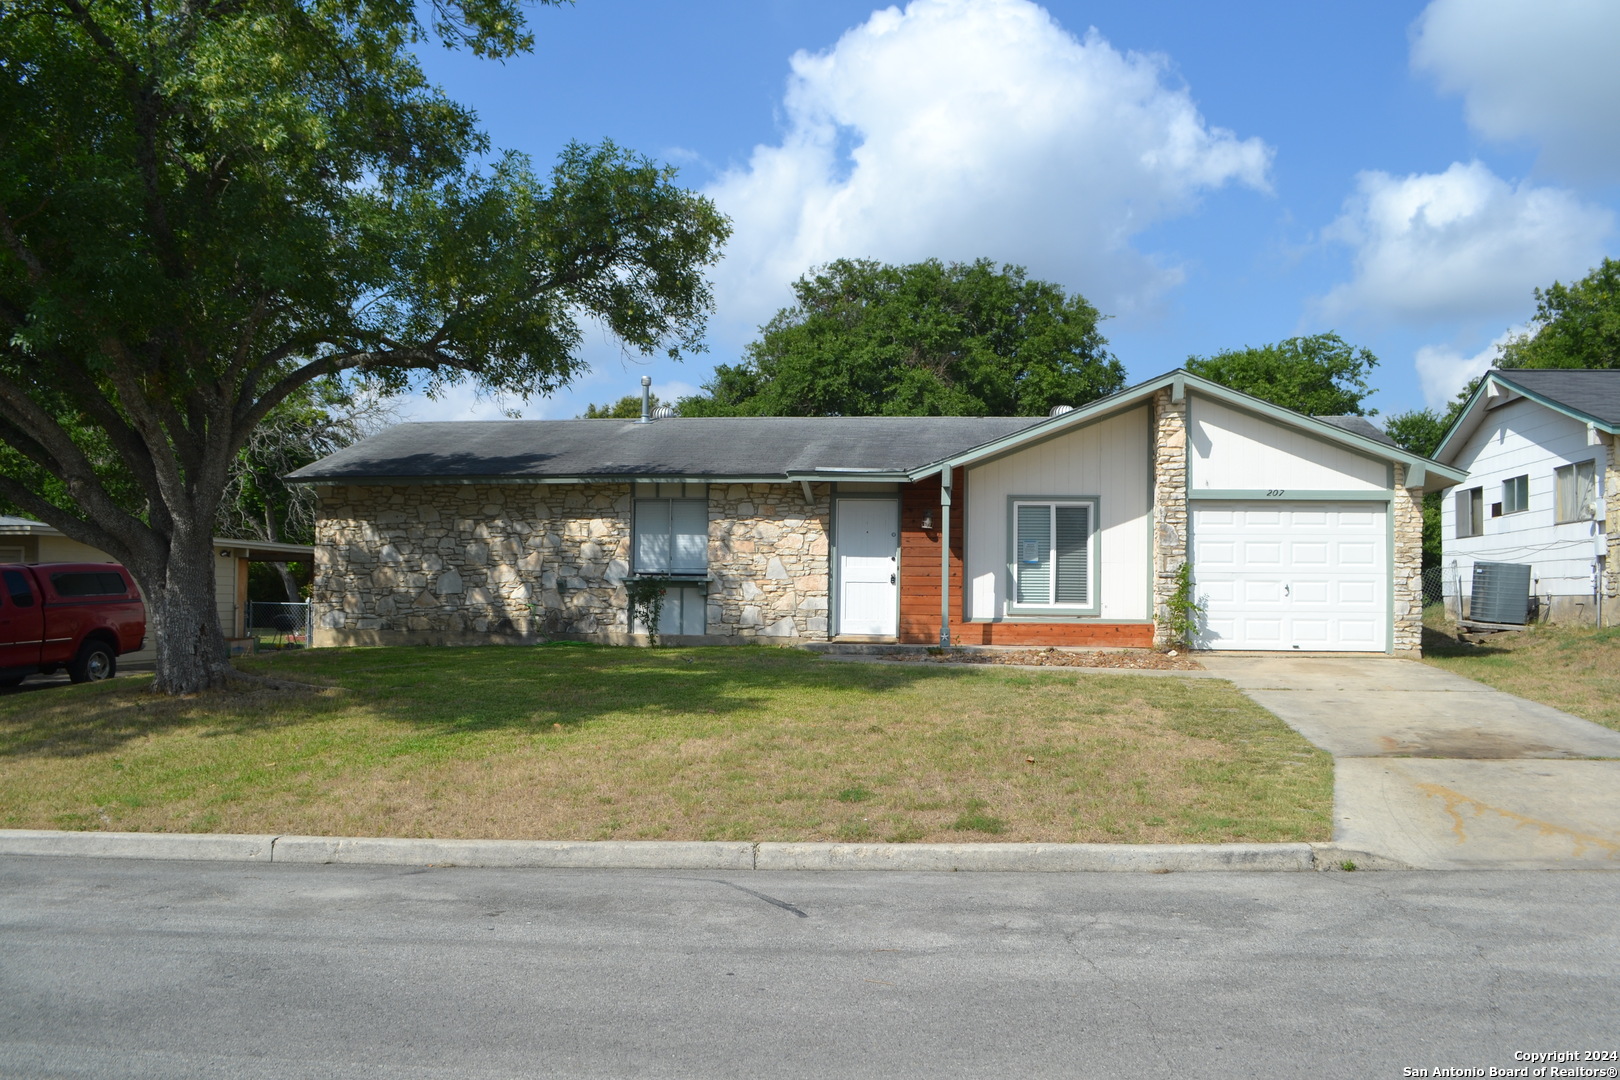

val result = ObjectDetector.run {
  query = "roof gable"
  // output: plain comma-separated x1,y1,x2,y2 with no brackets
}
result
1434,369,1620,464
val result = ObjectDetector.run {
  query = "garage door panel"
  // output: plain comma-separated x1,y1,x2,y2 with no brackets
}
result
1291,580,1330,604
1199,540,1237,567
1291,542,1329,565
1193,501,1387,652
1242,579,1284,604
1337,580,1377,605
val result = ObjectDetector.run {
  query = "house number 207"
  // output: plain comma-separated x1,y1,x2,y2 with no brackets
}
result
1264,489,1285,497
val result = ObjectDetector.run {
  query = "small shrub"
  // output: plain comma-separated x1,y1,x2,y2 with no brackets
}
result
1160,561,1203,650
623,579,667,647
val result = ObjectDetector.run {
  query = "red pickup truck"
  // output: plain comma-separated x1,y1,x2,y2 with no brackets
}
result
0,563,147,688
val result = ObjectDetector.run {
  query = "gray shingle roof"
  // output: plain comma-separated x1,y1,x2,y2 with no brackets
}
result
286,416,1044,483
1494,369,1620,426
1313,415,1397,447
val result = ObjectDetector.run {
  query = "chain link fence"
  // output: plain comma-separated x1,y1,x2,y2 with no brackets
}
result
1421,565,1466,623
246,600,313,648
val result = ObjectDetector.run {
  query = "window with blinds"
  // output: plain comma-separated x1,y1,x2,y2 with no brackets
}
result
1012,500,1094,609
633,485,709,575
1554,460,1597,523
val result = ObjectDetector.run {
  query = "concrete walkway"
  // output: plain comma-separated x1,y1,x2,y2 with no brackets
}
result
1200,655,1620,869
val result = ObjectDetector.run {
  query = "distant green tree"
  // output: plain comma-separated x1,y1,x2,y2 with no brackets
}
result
1186,333,1379,415
582,393,666,419
1497,257,1620,370
679,258,1124,417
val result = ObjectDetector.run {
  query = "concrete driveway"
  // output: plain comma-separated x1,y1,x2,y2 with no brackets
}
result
1199,655,1620,870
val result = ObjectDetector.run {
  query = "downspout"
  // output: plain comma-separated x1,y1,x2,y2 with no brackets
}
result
939,469,953,648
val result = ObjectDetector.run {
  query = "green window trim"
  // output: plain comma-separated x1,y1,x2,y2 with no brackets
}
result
1501,474,1529,515
1005,495,1101,617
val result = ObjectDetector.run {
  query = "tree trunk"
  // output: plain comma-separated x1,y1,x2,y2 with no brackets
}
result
273,560,301,603
142,536,233,695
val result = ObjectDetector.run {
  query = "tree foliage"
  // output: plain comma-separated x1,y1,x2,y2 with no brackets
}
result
679,258,1124,418
1497,257,1620,370
1186,333,1379,416
582,392,666,419
0,0,730,692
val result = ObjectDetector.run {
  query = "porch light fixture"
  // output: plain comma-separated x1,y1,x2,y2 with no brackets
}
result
921,513,934,531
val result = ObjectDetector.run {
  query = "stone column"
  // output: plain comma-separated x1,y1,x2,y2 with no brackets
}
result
1391,464,1424,658
1605,450,1620,625
1151,387,1188,647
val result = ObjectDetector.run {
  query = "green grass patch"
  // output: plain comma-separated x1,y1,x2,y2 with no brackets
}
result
1423,619,1620,732
0,645,1332,843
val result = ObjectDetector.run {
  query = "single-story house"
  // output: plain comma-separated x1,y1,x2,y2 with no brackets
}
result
1433,369,1619,625
288,369,1463,656
0,516,313,659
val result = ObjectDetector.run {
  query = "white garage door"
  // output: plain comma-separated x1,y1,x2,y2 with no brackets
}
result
1192,502,1387,652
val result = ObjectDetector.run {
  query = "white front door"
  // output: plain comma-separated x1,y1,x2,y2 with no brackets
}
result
1192,501,1387,652
836,498,899,637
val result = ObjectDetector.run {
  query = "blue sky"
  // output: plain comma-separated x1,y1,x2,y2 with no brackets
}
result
404,0,1620,424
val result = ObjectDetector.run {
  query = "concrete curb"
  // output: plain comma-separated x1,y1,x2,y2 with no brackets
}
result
272,836,755,869
0,829,275,862
0,830,1405,871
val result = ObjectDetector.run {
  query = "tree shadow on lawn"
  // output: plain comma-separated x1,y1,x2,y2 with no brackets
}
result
0,645,1023,759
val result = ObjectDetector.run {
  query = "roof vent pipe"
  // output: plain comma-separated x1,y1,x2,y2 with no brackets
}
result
638,375,652,424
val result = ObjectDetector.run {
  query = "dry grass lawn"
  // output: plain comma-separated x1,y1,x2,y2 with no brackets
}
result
0,645,1332,843
1422,618,1620,732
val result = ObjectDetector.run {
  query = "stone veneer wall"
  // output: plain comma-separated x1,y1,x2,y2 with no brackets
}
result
312,480,834,647
1150,386,1188,647
314,482,634,645
1605,450,1620,625
706,483,831,640
1391,464,1424,657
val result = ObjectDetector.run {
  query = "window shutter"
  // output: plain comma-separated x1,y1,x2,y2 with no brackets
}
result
635,501,672,572
1053,505,1090,604
670,500,709,573
1014,504,1050,604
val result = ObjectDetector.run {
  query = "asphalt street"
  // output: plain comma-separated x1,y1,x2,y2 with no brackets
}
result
2,859,1616,1079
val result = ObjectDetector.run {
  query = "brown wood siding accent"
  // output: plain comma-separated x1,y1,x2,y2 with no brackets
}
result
897,470,1154,648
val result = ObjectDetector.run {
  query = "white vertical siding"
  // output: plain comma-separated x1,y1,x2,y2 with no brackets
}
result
1440,397,1609,599
1189,397,1387,491
215,550,239,637
964,406,1150,621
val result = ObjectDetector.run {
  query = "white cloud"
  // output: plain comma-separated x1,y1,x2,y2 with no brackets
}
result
1318,161,1612,326
704,0,1271,338
1411,0,1620,180
1414,325,1528,409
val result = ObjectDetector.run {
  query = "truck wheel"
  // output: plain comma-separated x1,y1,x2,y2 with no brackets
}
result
68,640,116,684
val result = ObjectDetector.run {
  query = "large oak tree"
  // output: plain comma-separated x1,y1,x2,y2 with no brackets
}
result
0,0,730,693
679,258,1124,418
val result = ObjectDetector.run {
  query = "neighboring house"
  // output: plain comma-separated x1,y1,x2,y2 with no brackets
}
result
288,369,1463,657
0,516,313,660
1433,369,1620,625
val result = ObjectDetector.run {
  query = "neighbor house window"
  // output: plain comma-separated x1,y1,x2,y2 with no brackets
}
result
1455,487,1483,538
1555,460,1597,523
632,482,708,575
1010,499,1096,610
1501,475,1529,515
